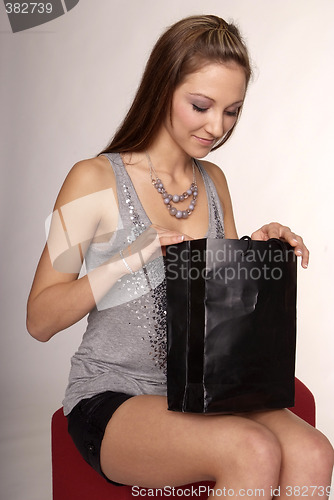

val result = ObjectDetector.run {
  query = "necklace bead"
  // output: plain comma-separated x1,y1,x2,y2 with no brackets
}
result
146,152,198,219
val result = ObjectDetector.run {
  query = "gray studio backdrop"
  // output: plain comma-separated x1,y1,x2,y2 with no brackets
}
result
1,1,333,499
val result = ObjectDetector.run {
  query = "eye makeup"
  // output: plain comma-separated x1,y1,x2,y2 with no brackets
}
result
192,104,208,112
189,93,243,116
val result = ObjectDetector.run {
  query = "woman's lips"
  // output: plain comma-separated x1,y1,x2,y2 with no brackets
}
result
193,135,215,146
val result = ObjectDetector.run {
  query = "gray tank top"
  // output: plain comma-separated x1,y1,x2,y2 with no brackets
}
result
63,153,224,415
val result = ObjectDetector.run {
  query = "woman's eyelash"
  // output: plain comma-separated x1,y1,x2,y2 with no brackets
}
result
225,110,239,117
192,104,208,112
192,104,239,116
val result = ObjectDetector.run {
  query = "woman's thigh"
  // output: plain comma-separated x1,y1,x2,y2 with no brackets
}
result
100,394,282,488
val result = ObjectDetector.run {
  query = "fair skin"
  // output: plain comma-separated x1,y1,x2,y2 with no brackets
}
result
27,62,333,496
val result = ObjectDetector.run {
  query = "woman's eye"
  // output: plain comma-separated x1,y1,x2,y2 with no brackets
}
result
225,109,239,117
192,104,208,113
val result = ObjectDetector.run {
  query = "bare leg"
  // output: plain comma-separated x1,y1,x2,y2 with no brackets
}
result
101,395,282,498
245,409,334,499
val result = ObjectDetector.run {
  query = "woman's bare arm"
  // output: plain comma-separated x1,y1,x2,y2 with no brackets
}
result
27,157,187,342
26,157,121,341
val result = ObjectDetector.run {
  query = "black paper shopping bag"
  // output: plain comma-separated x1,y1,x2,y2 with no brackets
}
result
165,237,297,413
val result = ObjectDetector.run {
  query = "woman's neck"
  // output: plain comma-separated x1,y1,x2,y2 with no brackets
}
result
144,127,193,178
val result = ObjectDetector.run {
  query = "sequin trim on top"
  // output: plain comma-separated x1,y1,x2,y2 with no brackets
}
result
125,281,167,377
194,159,225,240
150,279,167,374
211,196,224,238
123,183,146,238
120,165,167,374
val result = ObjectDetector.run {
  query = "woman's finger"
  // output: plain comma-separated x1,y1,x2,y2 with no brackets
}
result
251,223,309,268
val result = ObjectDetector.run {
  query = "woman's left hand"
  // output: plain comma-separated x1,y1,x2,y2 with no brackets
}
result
251,222,309,269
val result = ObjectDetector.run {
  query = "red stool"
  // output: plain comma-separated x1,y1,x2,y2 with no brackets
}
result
52,378,315,500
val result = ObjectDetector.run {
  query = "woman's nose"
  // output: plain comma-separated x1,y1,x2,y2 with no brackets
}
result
205,113,224,139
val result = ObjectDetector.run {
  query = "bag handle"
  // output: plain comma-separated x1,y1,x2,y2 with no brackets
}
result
240,235,252,255
240,235,289,255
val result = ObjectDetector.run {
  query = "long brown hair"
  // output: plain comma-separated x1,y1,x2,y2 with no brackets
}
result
98,15,252,156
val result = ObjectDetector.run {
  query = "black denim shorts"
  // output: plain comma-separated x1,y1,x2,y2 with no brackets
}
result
66,390,133,485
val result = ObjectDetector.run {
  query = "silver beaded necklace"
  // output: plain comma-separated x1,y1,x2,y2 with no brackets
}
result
146,152,198,219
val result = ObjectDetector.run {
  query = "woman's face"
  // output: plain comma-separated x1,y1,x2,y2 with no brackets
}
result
163,62,246,158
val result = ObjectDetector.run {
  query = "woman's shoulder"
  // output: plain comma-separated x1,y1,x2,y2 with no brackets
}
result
199,159,229,190
54,154,116,209
65,154,115,193
200,159,237,238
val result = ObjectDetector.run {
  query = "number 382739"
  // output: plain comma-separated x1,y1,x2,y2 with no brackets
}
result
5,3,53,14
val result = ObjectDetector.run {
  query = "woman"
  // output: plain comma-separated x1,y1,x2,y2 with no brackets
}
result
27,15,333,498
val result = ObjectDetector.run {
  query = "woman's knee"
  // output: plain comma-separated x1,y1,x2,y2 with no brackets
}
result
297,429,334,475
213,422,282,484
242,425,282,471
